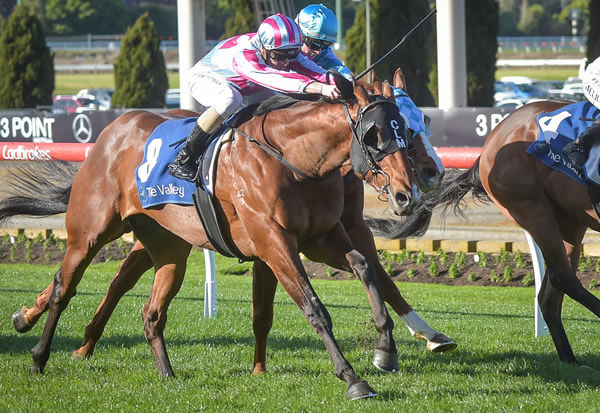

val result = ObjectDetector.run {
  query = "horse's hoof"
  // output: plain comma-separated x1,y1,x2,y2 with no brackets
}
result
372,349,399,372
12,307,33,333
426,333,457,353
30,365,43,374
346,380,377,400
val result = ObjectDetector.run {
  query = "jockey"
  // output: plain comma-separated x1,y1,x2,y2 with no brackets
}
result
168,13,341,181
562,56,600,169
296,4,431,143
295,4,353,81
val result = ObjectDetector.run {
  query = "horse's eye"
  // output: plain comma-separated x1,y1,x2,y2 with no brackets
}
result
363,127,383,149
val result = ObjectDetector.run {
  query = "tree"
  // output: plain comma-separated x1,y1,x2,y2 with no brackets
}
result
45,0,130,35
465,0,498,106
588,0,600,64
345,0,435,106
112,13,167,108
0,5,54,108
223,0,255,38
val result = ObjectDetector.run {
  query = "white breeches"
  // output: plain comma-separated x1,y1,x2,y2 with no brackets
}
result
187,64,277,119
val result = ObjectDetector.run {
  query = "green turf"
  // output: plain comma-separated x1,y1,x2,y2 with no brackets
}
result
54,72,180,95
1,250,598,411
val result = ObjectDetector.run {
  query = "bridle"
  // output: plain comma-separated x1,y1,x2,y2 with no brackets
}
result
342,98,409,199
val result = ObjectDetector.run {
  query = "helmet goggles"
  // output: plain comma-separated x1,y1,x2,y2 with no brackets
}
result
303,37,333,51
267,47,301,61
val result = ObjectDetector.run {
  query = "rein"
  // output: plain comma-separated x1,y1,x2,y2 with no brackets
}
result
232,127,311,180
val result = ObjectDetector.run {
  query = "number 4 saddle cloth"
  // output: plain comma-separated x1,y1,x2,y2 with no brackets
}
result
528,101,600,187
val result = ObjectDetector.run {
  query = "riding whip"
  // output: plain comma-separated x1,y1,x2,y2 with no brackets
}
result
355,8,437,81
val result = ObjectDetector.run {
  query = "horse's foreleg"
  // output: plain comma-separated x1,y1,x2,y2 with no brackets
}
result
303,223,398,372
12,281,54,333
340,185,456,353
251,260,278,375
73,241,153,359
265,231,376,400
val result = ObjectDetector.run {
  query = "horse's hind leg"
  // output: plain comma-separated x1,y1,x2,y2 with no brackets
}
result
73,241,153,359
12,282,53,333
251,260,278,374
30,216,127,373
341,177,456,353
129,215,191,377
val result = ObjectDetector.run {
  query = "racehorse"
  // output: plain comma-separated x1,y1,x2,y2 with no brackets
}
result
0,74,433,399
9,70,453,366
369,100,600,366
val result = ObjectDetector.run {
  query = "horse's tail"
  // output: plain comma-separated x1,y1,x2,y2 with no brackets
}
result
0,161,77,223
364,158,490,239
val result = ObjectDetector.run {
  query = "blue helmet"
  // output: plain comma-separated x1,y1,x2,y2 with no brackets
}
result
295,4,338,43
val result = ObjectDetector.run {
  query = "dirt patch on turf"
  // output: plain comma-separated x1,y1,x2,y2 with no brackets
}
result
1,234,599,291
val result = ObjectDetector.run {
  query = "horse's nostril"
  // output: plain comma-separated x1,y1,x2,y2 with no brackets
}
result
395,191,410,207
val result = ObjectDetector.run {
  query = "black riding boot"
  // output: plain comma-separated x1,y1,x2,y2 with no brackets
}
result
563,123,600,170
168,124,210,181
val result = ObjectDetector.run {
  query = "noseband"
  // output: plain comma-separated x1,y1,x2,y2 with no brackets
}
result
343,99,408,198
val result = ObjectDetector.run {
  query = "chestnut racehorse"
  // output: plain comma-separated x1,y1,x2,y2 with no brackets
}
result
371,100,600,366
9,71,453,365
0,76,441,399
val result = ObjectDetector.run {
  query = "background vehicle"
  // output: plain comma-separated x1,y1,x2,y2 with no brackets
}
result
494,81,546,103
76,88,113,110
51,95,98,114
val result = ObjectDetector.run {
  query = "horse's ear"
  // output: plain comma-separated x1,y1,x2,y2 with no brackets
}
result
393,68,406,90
372,72,383,95
354,83,370,107
382,80,394,99
331,71,354,100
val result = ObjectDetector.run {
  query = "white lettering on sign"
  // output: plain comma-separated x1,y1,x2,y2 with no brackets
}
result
0,117,55,139
1,144,52,160
475,113,510,137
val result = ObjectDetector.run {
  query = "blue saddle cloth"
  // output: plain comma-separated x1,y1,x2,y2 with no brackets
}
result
135,118,197,208
527,101,600,186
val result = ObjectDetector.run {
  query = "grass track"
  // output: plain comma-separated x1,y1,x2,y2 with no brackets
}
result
1,250,598,411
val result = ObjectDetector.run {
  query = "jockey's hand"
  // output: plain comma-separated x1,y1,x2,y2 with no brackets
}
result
320,84,341,100
305,82,341,99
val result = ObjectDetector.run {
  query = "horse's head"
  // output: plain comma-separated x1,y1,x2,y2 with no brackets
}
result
393,68,445,192
346,80,420,216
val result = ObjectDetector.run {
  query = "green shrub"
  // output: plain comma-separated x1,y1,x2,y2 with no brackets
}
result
416,251,426,265
437,249,448,266
590,279,598,290
522,272,534,287
468,272,477,282
428,261,439,277
112,13,167,108
489,269,499,283
514,250,525,269
448,263,460,279
496,249,510,266
477,252,488,268
406,269,416,278
326,267,334,277
0,6,54,108
454,251,466,267
503,265,513,282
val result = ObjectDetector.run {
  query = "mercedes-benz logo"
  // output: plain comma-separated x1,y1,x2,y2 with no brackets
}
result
72,114,93,143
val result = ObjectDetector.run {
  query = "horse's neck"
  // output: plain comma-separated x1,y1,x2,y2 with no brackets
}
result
260,102,352,178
